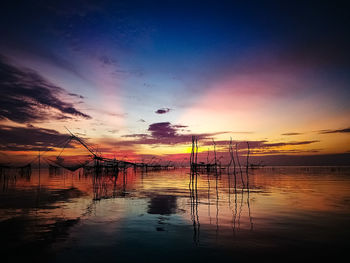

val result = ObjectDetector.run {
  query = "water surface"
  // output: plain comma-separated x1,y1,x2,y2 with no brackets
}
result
1,166,350,262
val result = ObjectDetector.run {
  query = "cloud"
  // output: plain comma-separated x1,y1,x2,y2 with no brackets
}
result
148,122,177,137
250,149,321,155
95,123,320,156
200,140,319,149
261,140,319,147
104,123,318,151
68,93,84,99
155,108,171,114
281,132,303,136
145,122,217,144
107,122,226,147
122,133,148,138
0,55,91,123
0,125,70,151
319,127,350,134
107,129,118,134
200,140,265,148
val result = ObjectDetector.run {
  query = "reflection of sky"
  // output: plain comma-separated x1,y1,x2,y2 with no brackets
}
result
2,168,350,261
1,1,350,159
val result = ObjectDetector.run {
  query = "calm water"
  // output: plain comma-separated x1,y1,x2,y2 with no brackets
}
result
1,167,350,262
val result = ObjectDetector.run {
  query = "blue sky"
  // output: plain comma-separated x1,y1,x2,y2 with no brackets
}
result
0,0,349,163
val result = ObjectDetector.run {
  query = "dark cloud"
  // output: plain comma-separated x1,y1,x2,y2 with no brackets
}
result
122,133,148,138
107,122,226,147
0,125,70,151
148,122,177,137
281,132,303,136
68,93,84,99
0,55,91,123
319,128,350,134
262,140,319,147
200,140,319,149
250,149,321,155
200,140,265,148
138,119,146,122
108,123,319,150
146,122,213,144
155,108,171,114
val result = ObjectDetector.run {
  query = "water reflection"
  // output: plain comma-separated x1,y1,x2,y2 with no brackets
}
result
1,166,350,262
189,169,200,245
148,195,177,215
188,158,256,245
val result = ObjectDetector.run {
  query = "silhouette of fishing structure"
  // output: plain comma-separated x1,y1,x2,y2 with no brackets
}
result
21,127,175,174
1,127,176,177
189,136,252,181
0,163,31,191
189,136,200,245
188,136,254,243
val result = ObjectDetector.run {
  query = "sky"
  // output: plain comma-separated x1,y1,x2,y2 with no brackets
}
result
0,0,349,165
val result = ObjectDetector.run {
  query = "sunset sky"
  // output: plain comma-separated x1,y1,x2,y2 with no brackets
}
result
1,0,349,165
